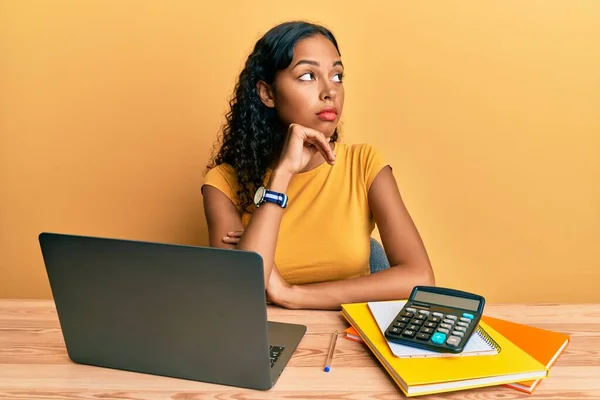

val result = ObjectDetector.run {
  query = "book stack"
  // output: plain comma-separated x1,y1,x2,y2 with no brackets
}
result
341,300,570,397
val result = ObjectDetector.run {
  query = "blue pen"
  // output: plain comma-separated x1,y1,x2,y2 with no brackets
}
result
323,330,338,372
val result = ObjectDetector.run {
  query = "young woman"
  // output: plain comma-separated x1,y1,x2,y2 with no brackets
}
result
202,21,435,310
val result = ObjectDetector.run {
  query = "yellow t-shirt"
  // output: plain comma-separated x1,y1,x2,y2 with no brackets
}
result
202,142,388,284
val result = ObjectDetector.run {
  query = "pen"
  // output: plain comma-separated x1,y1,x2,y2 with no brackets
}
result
323,330,338,372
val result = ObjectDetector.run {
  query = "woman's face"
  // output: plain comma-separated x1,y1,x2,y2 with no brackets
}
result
259,34,345,138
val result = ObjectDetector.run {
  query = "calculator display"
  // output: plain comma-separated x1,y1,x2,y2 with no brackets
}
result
414,290,480,311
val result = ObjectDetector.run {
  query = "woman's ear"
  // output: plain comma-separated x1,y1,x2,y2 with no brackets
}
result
257,80,275,108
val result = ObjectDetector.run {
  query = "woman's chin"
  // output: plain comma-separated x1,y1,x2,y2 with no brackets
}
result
314,122,339,138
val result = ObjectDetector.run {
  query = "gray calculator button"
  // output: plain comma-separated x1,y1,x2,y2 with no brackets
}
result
440,323,452,330
406,308,417,313
446,315,458,320
419,310,430,315
455,326,467,332
408,324,420,331
437,328,449,334
447,336,462,347
460,317,471,323
443,319,455,325
457,321,469,328
433,312,444,318
452,330,464,337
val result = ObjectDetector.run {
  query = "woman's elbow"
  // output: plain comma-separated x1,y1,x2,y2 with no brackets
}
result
416,264,436,287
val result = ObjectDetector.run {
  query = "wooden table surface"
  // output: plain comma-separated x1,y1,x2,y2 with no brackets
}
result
0,300,599,399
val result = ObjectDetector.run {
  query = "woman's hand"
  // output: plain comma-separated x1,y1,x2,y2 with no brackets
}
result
222,230,243,246
276,123,336,176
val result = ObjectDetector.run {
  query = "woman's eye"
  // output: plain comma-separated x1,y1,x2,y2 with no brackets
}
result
299,72,314,81
332,73,344,83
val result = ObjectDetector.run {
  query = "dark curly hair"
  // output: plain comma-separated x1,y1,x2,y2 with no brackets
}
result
208,21,341,214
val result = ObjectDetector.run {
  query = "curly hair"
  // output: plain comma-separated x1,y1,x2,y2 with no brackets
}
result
208,21,341,214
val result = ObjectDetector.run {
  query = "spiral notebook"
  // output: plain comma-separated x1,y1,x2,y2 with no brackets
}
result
367,301,500,358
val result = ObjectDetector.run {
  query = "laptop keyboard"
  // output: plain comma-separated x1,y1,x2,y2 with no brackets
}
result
269,345,285,368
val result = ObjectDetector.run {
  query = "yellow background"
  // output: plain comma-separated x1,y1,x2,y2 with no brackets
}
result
1,1,599,302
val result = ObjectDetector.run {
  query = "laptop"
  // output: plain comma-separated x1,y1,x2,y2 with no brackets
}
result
38,232,306,390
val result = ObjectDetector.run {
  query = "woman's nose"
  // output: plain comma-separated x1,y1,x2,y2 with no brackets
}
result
320,80,336,101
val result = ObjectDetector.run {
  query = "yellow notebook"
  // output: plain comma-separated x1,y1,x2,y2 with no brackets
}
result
341,301,548,397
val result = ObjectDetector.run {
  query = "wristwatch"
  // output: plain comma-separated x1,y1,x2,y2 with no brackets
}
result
253,186,288,208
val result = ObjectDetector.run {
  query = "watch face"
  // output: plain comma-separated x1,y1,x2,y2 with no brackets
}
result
254,186,265,205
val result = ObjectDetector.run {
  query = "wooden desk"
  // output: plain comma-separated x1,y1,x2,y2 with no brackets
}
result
0,300,598,399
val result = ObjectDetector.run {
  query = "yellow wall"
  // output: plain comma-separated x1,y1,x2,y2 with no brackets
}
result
1,1,599,302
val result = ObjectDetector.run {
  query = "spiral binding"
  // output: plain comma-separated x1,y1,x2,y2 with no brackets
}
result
476,325,502,353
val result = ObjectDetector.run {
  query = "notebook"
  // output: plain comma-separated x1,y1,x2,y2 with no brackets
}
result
482,315,570,394
343,326,363,343
368,301,499,358
341,301,548,397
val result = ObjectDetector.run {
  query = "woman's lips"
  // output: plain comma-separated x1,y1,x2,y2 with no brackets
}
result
317,112,337,121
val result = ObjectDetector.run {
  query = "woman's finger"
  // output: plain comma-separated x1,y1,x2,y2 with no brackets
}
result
222,236,241,244
304,129,335,162
226,231,244,237
290,124,334,162
305,134,335,164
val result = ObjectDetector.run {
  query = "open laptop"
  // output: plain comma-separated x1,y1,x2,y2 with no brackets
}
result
38,232,306,390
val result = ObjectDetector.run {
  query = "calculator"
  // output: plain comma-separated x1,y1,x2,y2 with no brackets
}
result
384,286,485,353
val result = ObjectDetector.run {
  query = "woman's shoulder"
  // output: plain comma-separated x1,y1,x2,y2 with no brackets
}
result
337,142,388,190
205,162,236,181
203,163,239,196
337,142,384,164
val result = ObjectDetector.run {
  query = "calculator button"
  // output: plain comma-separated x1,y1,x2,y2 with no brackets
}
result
437,328,450,334
428,317,441,323
398,317,411,323
460,317,471,323
440,323,453,330
457,321,469,328
406,307,417,313
420,327,433,334
447,336,462,347
446,315,458,320
416,332,430,341
401,311,414,318
402,329,416,338
462,313,474,320
415,314,427,320
443,319,455,325
431,332,446,344
425,322,437,329
394,322,406,329
452,330,464,337
389,327,402,335
432,312,444,318
412,319,423,325
408,324,420,331
418,310,430,315
455,326,467,332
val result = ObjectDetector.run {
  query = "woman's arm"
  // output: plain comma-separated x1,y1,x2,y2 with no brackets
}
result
203,124,335,288
277,166,435,310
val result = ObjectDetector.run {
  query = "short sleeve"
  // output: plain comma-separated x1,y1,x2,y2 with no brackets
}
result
362,144,390,192
202,164,239,207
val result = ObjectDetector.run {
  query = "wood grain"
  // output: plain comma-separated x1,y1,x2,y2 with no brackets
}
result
0,300,599,399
